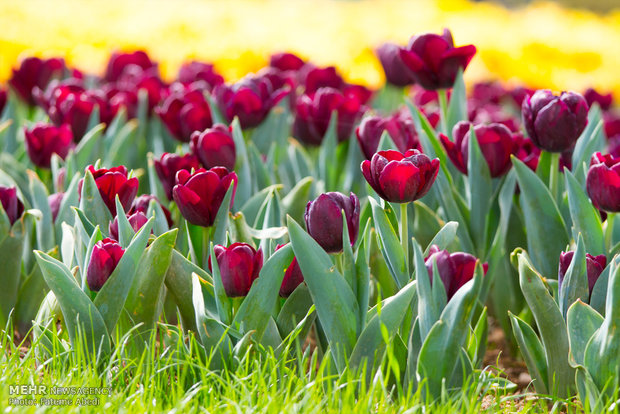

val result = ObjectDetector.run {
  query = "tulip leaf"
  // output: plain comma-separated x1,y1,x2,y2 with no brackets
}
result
251,102,290,155
446,68,467,133
114,196,135,247
590,262,613,315
247,141,273,190
349,280,417,385
416,263,482,398
233,243,293,341
318,112,339,192
60,222,76,269
0,218,28,327
209,242,233,325
512,156,568,277
28,170,54,251
13,261,49,336
79,168,113,230
509,312,549,394
287,216,358,371
517,252,574,397
355,230,371,329
240,184,282,226
413,239,446,340
212,182,235,247
281,176,313,224
34,251,111,355
81,225,103,291
559,234,589,319
54,173,80,242
74,124,105,169
146,153,167,204
423,221,459,257
146,198,170,236
467,307,488,367
573,105,605,181
369,197,407,288
467,126,492,256
231,118,253,209
565,170,605,255
567,300,603,367
341,210,357,298
105,120,138,167
376,130,398,153
276,284,315,339
93,218,154,333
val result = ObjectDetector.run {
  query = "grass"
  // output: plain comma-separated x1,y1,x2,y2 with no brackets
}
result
0,322,586,413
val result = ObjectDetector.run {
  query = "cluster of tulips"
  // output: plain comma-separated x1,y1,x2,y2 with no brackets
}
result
0,28,619,406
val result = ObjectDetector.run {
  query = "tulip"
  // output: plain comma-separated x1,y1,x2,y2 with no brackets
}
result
304,66,344,94
512,133,541,172
376,42,415,87
178,61,224,90
48,192,64,222
104,50,157,82
24,123,74,168
154,152,201,201
399,29,476,90
214,74,289,129
583,88,613,111
209,243,263,297
356,110,420,160
86,238,125,292
108,211,149,241
9,57,66,105
293,87,366,145
509,86,536,108
79,165,139,215
522,89,589,153
470,81,508,106
190,124,236,170
558,251,607,296
425,245,488,299
0,186,24,225
586,152,620,213
276,243,304,297
270,52,306,72
155,85,213,142
304,192,360,253
129,194,173,227
440,121,514,178
361,150,439,203
173,167,238,227
114,67,166,113
0,88,6,115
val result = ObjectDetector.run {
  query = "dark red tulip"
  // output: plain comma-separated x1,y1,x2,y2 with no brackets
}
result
376,42,415,87
155,84,213,142
304,192,360,253
399,29,476,90
209,243,263,297
522,89,589,153
583,88,613,111
469,103,521,133
154,153,201,200
604,114,620,141
440,121,514,178
24,123,74,168
114,66,166,114
178,61,224,90
275,243,304,297
470,81,508,106
361,150,439,203
9,57,66,105
104,51,158,82
293,87,366,145
558,250,607,296
509,86,536,108
0,186,24,226
0,88,6,115
609,136,620,158
129,194,173,227
48,192,64,222
87,238,125,292
425,245,488,299
108,211,149,241
173,167,237,227
214,74,289,129
586,152,620,213
270,52,306,72
79,165,139,215
304,66,344,94
343,84,373,106
190,124,236,170
356,110,420,160
512,133,541,171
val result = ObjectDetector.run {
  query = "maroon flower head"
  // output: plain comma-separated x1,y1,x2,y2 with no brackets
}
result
522,89,589,153
512,133,541,171
270,52,306,72
105,50,158,82
558,250,607,296
24,123,74,168
425,245,488,299
87,238,125,292
0,88,6,115
129,194,173,227
583,88,613,112
190,123,236,170
173,167,237,227
79,165,139,216
209,243,263,297
155,84,213,142
48,192,64,222
356,110,420,160
9,57,66,105
399,29,476,90
304,66,344,94
304,192,360,253
108,211,149,241
586,152,620,213
376,42,416,87
0,186,24,225
154,152,201,200
178,61,224,90
275,243,305,297
361,149,439,203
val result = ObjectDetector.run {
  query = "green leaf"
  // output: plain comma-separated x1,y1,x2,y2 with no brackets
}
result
34,251,110,354
318,112,339,192
341,210,357,299
212,182,235,246
573,105,605,180
512,156,568,277
276,284,315,339
0,218,27,327
423,221,459,257
376,130,398,152
247,141,273,190
28,170,54,251
104,120,138,166
467,126,492,256
370,197,407,288
355,232,371,330
79,168,113,230
590,263,612,315
54,173,80,242
413,240,444,340
209,242,233,325
558,234,589,319
114,196,134,247
281,177,313,224
565,170,605,255
231,118,253,209
240,184,282,226
467,307,488,366
73,124,105,169
567,300,603,367
509,312,549,394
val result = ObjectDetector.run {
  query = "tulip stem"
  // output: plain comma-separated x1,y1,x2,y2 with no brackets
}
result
438,89,449,135
605,213,615,252
549,152,560,202
202,226,212,268
400,203,409,277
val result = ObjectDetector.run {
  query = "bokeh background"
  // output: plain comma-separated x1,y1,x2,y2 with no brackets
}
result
1,0,619,95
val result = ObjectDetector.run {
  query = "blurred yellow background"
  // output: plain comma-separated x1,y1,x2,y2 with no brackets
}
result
1,0,619,95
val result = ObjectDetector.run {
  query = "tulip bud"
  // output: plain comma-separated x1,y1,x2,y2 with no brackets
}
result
9,57,66,105
24,123,74,168
78,165,139,216
155,85,213,142
558,251,607,296
440,121,514,178
425,245,488,299
522,89,588,153
108,211,149,241
173,167,238,227
586,152,620,213
361,150,439,203
190,124,236,170
48,192,64,222
86,238,125,292
129,194,173,227
0,186,24,225
356,110,420,160
177,61,224,90
276,243,305,297
104,50,158,82
209,243,263,297
376,42,415,87
304,192,360,253
399,29,476,90
154,153,201,201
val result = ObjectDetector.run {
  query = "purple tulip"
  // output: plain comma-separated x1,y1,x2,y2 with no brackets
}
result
78,165,139,216
586,152,620,213
178,61,224,90
558,250,607,296
276,243,305,297
155,84,213,142
304,192,360,253
190,124,236,170
209,243,263,297
24,123,74,168
108,211,149,241
425,245,488,299
376,42,415,87
104,50,158,82
154,152,201,201
356,110,420,160
87,238,125,292
9,57,66,105
48,192,64,222
129,194,173,227
0,186,24,225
